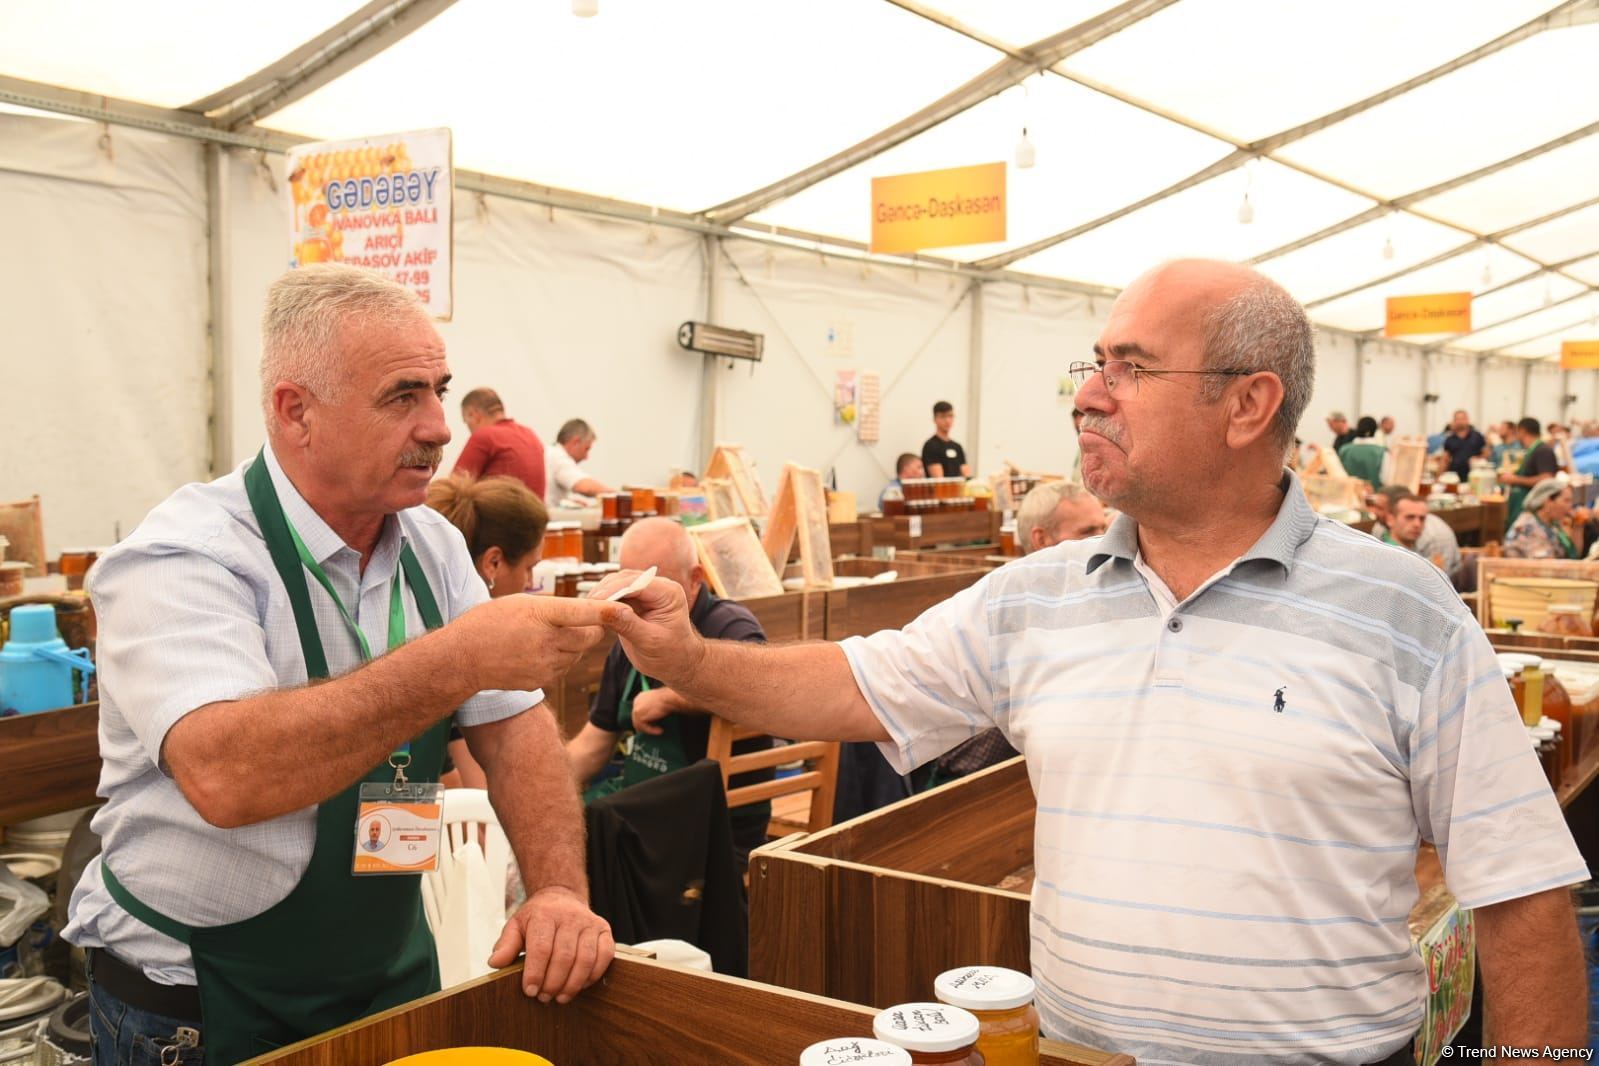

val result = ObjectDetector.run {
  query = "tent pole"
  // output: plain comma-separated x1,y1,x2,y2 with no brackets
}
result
1475,357,1486,425
967,280,984,476
699,235,723,471
205,144,233,477
1522,362,1533,417
1353,339,1365,423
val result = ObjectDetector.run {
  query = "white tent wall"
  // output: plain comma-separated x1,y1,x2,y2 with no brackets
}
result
0,112,211,556
1481,360,1530,425
1359,341,1426,437
715,241,973,506
1305,332,1358,443
978,283,1104,480
1528,362,1566,426
1431,354,1480,429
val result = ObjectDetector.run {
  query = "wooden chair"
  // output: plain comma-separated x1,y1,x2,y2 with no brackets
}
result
704,717,839,837
0,495,46,577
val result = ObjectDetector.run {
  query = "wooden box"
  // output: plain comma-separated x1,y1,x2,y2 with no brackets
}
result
751,756,1460,1015
0,701,101,824
821,560,990,641
245,955,1128,1066
750,758,1034,1007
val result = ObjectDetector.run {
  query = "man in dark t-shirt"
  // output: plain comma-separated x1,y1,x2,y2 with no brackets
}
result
921,400,972,479
453,387,547,497
1501,416,1562,528
566,518,774,863
1441,408,1490,479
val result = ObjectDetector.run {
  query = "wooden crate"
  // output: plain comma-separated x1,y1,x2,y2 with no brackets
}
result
751,758,1033,1007
888,509,1000,550
822,562,990,640
244,955,1128,1066
0,701,102,824
752,756,1461,1015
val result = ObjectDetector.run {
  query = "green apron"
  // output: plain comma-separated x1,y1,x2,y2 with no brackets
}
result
1539,518,1578,560
1506,448,1541,529
583,668,690,803
101,450,450,1062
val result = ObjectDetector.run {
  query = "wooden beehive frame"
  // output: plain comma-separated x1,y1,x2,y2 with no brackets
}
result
705,444,769,517
687,516,784,600
761,462,835,588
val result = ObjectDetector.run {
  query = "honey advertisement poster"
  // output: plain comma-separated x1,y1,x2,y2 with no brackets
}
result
285,128,454,319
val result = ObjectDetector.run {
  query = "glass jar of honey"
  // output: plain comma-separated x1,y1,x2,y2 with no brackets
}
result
935,966,1039,1066
1498,653,1546,728
873,1004,984,1065
800,1038,912,1065
1539,604,1595,639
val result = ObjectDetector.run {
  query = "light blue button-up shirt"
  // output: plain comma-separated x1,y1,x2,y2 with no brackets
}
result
64,446,537,984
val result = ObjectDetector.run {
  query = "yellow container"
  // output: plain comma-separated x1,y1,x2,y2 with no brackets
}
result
384,1050,553,1066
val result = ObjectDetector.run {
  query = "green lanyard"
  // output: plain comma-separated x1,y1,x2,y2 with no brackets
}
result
1539,518,1578,560
283,514,414,766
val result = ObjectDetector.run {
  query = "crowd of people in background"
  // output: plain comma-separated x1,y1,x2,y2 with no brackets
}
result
1315,407,1599,577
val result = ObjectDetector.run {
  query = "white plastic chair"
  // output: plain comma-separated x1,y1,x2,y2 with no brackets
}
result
421,788,515,989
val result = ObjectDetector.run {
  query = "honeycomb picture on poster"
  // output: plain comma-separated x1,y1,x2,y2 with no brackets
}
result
285,127,455,319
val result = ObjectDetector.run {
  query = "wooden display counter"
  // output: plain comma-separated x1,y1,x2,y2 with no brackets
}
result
751,757,1460,1012
0,701,100,824
887,509,1000,550
246,955,1129,1066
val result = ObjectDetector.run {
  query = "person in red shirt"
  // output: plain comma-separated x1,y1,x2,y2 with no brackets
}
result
453,387,547,498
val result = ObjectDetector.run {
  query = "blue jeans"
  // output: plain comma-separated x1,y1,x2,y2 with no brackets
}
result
87,967,205,1066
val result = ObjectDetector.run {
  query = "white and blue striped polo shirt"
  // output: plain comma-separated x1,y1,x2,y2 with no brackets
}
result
842,470,1585,1066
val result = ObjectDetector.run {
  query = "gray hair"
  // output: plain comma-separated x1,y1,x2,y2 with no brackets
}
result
1017,481,1090,550
260,264,425,424
1199,282,1316,449
1526,478,1568,514
556,418,595,445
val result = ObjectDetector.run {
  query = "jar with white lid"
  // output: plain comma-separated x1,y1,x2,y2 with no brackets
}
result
799,1038,913,1065
934,966,1038,1065
873,1004,983,1065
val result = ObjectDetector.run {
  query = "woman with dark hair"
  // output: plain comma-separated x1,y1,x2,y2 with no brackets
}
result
426,473,549,786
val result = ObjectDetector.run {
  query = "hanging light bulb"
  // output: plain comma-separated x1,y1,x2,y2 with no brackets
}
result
1480,247,1493,287
1237,191,1254,225
1015,127,1036,169
1382,234,1395,261
572,0,598,15
1543,276,1555,307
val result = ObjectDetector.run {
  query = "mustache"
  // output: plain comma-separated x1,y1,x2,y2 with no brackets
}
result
398,444,444,469
1079,414,1125,447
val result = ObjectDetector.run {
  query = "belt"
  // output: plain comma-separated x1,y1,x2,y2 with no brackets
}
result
87,947,203,1021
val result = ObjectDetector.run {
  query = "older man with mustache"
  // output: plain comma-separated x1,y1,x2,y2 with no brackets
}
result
65,266,615,1065
593,259,1588,1063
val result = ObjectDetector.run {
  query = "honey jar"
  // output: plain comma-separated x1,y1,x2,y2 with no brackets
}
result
873,1004,984,1065
935,966,1039,1066
800,1039,912,1065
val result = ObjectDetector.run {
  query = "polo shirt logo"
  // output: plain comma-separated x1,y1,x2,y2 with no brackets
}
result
1273,687,1286,713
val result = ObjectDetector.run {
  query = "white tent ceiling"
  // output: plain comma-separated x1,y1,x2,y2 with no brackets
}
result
2,0,1597,359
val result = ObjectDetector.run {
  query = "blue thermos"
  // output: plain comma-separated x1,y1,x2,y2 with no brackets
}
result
0,604,96,714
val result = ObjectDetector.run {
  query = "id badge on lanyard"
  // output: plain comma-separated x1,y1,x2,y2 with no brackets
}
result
277,516,447,877
354,779,445,875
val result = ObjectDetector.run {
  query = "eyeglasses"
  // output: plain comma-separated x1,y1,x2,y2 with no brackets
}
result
1067,360,1254,396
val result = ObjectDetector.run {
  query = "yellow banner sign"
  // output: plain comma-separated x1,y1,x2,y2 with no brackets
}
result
870,162,1006,254
1561,340,1599,369
1384,292,1472,337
